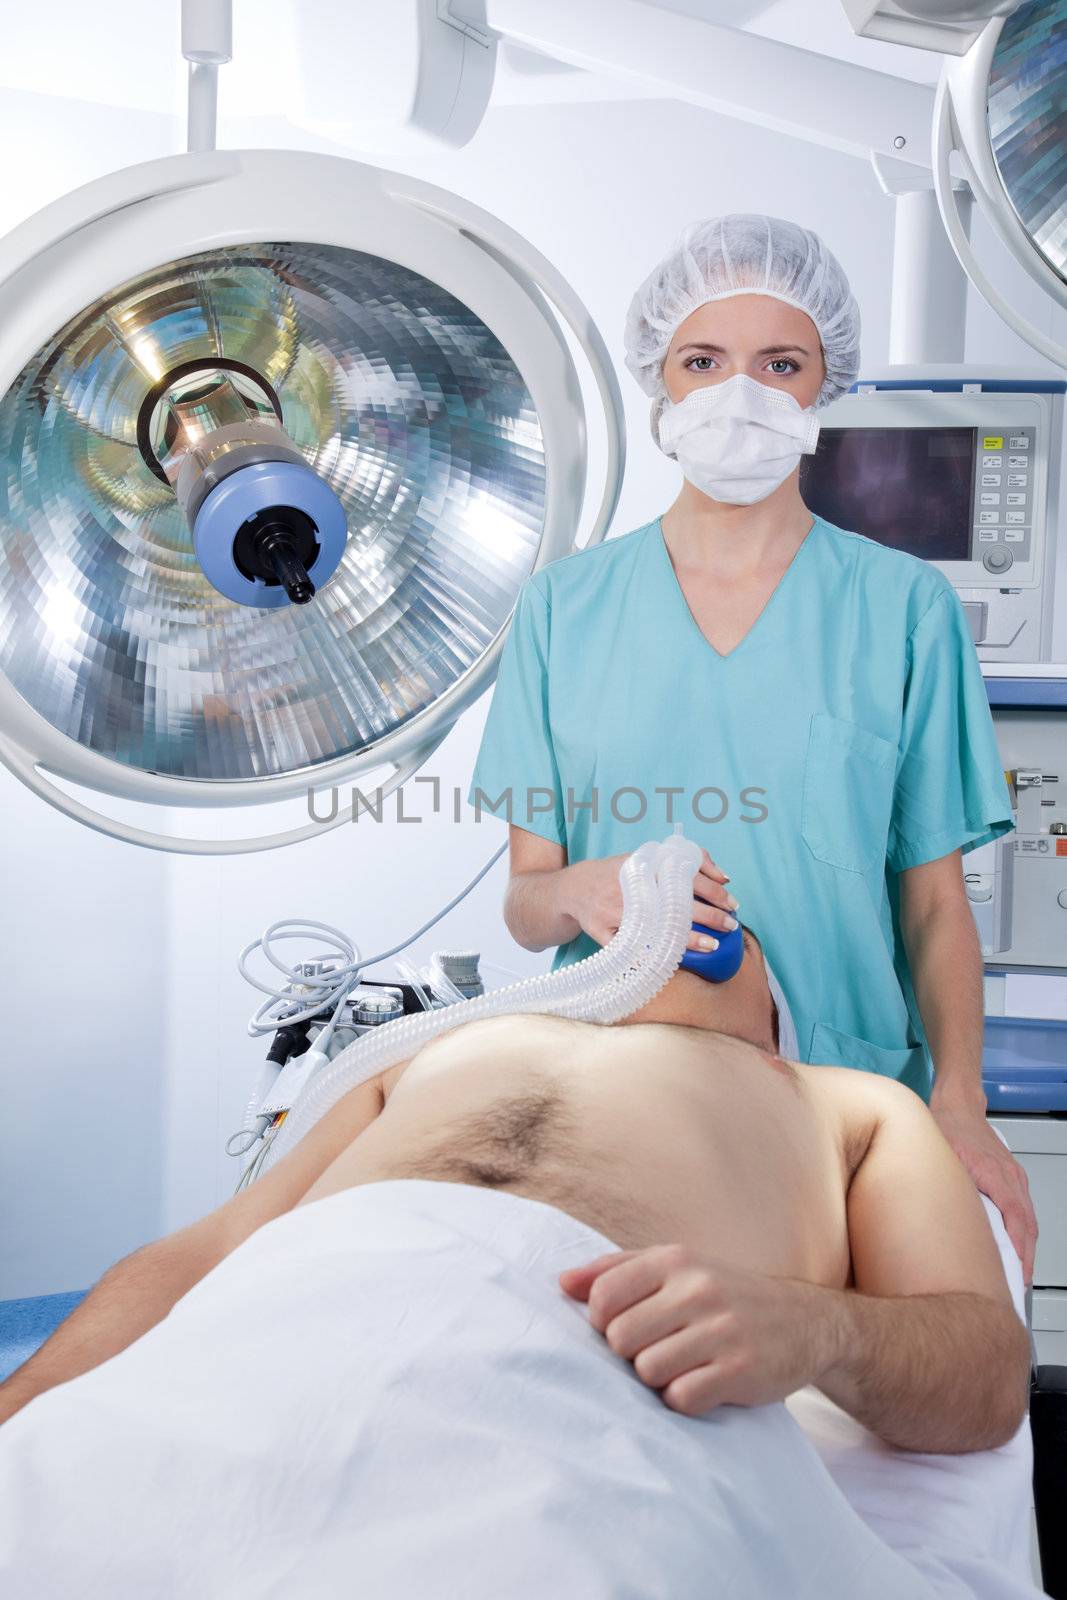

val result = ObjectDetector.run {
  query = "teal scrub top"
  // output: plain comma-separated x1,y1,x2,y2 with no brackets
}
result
466,513,1015,1101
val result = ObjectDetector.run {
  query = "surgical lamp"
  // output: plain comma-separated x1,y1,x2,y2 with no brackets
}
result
0,28,625,855
932,1,1067,371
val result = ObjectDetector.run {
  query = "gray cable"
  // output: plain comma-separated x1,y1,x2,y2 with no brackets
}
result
230,839,508,1175
237,840,507,1053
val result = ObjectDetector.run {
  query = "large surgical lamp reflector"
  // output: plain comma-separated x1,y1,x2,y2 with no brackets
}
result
0,150,624,852
986,0,1067,284
934,0,1067,368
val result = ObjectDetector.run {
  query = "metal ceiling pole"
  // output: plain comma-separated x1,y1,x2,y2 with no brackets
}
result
182,0,233,153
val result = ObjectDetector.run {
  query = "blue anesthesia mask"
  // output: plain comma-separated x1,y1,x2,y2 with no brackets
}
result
678,899,744,983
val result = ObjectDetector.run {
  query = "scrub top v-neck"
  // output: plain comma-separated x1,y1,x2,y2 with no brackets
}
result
652,513,816,662
467,513,1014,1100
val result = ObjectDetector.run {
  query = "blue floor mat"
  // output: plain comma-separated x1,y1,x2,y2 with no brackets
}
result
0,1292,88,1383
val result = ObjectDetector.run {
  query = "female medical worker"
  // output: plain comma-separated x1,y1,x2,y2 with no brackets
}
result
467,213,1037,1282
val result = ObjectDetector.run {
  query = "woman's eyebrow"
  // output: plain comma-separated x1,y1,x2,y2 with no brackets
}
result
675,342,811,357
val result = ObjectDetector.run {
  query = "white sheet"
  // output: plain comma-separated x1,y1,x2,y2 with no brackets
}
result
0,1179,1043,1600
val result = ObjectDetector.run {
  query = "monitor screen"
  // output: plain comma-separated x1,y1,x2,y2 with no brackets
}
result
799,427,976,561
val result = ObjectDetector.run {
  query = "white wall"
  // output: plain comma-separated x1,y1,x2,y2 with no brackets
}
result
3,52,1065,1294
0,93,182,1298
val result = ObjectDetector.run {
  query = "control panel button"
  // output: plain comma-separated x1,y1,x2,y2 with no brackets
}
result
982,547,1013,573
980,492,1001,505
982,455,1003,467
1004,529,1025,543
979,511,999,524
1005,493,1026,505
978,529,999,542
1009,435,1030,448
1007,473,1028,487
1008,455,1028,467
981,473,1002,486
982,436,1004,449
1005,511,1025,524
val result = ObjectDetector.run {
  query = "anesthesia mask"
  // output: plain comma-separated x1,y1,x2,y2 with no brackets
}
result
656,372,820,505
678,902,800,1062
678,898,744,982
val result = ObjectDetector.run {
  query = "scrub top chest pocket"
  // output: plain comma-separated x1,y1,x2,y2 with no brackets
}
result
809,1021,926,1086
800,712,898,875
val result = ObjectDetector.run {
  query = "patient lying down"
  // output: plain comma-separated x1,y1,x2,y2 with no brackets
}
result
0,938,1034,1600
289,937,1029,1457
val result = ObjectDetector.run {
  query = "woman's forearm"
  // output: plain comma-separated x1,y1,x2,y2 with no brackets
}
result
816,1284,1029,1453
503,866,582,953
904,895,986,1109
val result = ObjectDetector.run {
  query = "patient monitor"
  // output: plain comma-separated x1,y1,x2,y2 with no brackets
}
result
800,367,1066,662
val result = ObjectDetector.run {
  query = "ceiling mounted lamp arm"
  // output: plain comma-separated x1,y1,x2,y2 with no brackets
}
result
483,0,936,167
182,0,233,154
0,726,452,856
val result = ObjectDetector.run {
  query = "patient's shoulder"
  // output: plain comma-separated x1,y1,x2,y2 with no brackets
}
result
798,1063,914,1184
800,1060,920,1112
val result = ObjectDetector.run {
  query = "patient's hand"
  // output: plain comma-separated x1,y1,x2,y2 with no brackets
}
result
560,1245,836,1418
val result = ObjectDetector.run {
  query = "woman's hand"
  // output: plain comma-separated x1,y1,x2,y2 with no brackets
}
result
559,847,738,952
559,1245,834,1416
929,1099,1038,1286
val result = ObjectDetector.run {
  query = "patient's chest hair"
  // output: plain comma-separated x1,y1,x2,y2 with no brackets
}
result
388,1079,577,1190
384,1013,812,1193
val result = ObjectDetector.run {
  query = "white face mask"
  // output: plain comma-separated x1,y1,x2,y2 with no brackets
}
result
657,373,821,505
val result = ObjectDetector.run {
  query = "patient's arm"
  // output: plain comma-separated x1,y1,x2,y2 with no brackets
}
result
816,1075,1031,1454
0,1071,393,1425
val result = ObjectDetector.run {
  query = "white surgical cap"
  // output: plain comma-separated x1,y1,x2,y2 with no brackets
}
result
623,213,862,450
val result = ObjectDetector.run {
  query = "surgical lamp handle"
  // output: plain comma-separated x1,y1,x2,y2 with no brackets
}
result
0,727,449,856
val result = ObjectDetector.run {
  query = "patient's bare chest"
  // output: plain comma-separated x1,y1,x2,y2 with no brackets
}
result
341,1051,851,1288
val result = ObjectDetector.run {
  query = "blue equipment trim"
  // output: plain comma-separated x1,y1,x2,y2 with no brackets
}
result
982,1016,1067,1112
847,378,1067,394
984,677,1067,710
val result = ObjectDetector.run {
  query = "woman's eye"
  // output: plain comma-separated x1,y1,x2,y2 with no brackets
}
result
685,355,798,375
